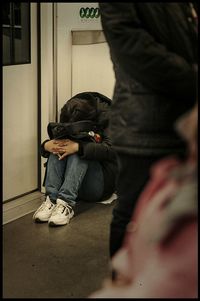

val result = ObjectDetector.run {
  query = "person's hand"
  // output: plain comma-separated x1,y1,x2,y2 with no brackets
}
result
44,139,64,154
53,139,79,160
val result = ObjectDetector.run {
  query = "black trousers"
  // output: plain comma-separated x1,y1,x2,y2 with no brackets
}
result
109,152,170,258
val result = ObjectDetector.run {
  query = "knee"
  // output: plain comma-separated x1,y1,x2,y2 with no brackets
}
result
48,153,59,162
68,153,88,166
67,153,79,162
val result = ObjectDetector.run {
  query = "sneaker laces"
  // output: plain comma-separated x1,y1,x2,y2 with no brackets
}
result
37,199,53,212
52,203,72,216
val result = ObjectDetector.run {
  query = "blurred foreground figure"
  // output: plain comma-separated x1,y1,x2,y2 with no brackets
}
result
90,104,198,298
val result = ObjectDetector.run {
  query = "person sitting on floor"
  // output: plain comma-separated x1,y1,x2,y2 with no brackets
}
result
33,92,118,227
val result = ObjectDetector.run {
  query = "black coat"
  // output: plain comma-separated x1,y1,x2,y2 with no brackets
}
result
99,3,198,155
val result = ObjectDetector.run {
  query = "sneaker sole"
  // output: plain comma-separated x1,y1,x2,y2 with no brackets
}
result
34,218,49,223
48,212,74,227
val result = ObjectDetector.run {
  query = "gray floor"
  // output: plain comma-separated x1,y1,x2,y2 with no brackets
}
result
3,200,116,298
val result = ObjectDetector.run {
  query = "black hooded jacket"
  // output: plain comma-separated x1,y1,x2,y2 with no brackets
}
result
41,92,118,200
99,3,198,155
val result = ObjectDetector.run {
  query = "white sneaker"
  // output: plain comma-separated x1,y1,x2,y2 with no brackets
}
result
48,199,74,226
33,196,55,222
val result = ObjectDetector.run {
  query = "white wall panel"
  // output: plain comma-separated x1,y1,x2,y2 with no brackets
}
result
40,3,54,192
72,43,115,98
56,3,115,115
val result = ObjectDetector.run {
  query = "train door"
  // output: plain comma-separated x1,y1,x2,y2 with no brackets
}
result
3,4,39,203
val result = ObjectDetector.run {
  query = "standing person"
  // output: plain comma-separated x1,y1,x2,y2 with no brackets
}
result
99,2,198,257
33,92,118,227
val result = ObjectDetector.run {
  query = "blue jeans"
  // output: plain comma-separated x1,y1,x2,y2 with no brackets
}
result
45,153,104,207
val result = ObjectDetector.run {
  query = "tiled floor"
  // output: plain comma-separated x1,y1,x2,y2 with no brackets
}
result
3,200,116,298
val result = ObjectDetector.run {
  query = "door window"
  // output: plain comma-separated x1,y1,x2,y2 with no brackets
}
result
3,3,30,66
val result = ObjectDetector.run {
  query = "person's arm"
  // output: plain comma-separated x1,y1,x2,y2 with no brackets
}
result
40,139,71,158
99,3,197,101
40,139,50,158
41,135,116,161
78,135,116,162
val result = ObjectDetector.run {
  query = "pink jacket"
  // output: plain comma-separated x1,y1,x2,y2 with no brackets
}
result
90,157,198,298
